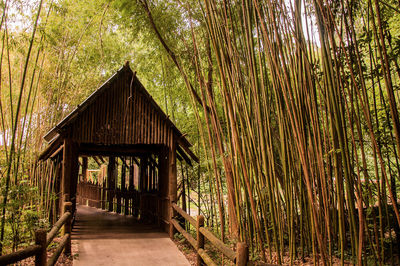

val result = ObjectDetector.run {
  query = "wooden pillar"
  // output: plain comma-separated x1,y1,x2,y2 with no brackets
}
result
97,183,101,208
122,162,129,215
139,156,148,192
129,158,134,215
116,160,122,214
181,162,187,213
62,138,72,204
158,148,169,231
62,138,78,214
108,157,116,212
139,157,146,192
78,157,88,206
169,134,177,239
54,161,62,222
82,157,88,182
101,174,107,210
129,157,134,190
70,152,79,213
139,156,147,219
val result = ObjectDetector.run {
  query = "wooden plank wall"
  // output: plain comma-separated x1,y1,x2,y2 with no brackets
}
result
70,71,174,149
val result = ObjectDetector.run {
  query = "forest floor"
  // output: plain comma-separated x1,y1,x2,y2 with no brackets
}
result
172,235,363,266
173,237,196,266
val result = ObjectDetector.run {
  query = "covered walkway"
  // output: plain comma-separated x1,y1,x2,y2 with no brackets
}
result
72,205,190,266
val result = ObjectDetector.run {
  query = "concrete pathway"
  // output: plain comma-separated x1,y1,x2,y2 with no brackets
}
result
72,205,190,266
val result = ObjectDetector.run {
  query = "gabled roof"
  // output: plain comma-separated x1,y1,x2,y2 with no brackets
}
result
42,62,198,162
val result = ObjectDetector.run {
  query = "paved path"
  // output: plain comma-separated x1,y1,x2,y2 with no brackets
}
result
72,205,190,266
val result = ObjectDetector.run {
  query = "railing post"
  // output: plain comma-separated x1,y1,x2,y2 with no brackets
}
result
35,229,46,266
61,194,69,236
63,202,72,255
196,215,204,266
236,242,248,266
63,194,70,209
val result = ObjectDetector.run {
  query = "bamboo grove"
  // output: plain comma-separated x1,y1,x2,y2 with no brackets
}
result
1,0,400,265
0,0,135,255
138,0,400,264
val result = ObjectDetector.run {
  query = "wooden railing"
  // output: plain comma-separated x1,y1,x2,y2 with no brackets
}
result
0,202,73,266
171,202,248,266
77,181,165,225
77,181,141,216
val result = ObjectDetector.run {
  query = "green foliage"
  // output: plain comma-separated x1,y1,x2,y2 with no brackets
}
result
2,0,400,264
0,178,42,252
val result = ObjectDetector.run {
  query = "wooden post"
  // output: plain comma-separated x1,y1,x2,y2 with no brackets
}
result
62,194,70,226
82,157,88,182
196,215,204,266
116,190,121,214
168,135,177,238
107,157,116,212
71,156,79,214
102,176,106,210
62,139,72,211
97,185,101,209
128,158,134,215
64,202,72,255
139,156,147,219
78,157,87,206
182,173,187,213
158,148,169,231
54,164,62,223
62,138,78,215
139,156,147,192
121,161,129,215
236,242,248,266
35,229,46,266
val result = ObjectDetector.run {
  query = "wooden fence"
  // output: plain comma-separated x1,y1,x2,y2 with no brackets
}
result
0,202,72,266
171,202,249,266
77,181,141,216
77,181,103,209
77,181,164,222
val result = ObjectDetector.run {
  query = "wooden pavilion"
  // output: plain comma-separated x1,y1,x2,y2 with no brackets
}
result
39,62,198,234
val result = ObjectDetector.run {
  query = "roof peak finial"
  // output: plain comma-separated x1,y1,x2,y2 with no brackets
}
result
125,60,130,67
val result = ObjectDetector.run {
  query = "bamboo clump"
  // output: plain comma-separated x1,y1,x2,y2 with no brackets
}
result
142,0,400,264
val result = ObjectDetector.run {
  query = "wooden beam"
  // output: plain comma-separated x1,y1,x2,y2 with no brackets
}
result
178,138,199,163
78,143,165,157
92,156,102,167
177,146,192,166
97,156,105,163
50,144,64,160
38,135,63,161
